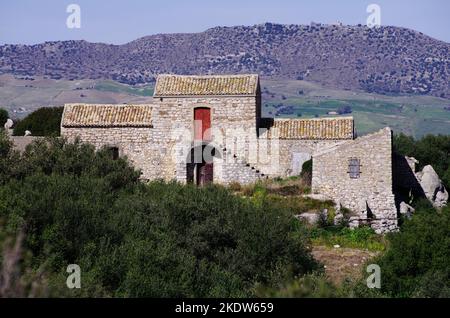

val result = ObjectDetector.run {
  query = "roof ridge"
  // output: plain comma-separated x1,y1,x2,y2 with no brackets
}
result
154,74,259,97
62,104,154,128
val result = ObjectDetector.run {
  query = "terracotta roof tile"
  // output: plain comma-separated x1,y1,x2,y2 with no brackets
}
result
154,74,259,97
269,117,354,140
62,104,153,128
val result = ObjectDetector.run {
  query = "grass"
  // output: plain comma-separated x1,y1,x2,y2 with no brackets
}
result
94,81,154,96
229,177,386,253
230,176,311,198
229,177,336,215
261,79,450,138
309,226,387,252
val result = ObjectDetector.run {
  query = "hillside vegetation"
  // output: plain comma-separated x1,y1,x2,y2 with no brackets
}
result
12,107,63,136
1,23,449,97
0,134,318,297
0,133,449,297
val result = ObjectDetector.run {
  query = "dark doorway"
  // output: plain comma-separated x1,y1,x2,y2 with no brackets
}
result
186,144,215,186
197,162,213,186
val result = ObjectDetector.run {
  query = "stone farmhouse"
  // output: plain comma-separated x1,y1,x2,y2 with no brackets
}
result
60,74,399,233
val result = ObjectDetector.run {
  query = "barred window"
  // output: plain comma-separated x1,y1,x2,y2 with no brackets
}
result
348,158,361,179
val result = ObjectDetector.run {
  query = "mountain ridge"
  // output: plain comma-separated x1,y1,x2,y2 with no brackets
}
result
1,23,448,97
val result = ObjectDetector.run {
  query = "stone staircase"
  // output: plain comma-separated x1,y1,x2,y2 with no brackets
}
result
221,146,269,184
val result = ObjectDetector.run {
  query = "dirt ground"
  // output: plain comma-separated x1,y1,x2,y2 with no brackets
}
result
311,245,380,285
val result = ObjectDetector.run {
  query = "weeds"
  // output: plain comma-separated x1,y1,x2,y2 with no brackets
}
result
309,226,386,252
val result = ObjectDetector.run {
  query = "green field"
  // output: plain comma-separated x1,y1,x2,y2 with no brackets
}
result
261,79,450,138
1,75,448,138
94,80,154,96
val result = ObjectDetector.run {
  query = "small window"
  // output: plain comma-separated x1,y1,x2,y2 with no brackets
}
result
108,147,119,160
348,158,361,179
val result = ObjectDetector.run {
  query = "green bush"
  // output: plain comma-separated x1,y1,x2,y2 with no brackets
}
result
374,206,450,297
13,107,63,136
0,137,319,297
0,131,20,185
394,133,450,188
256,274,339,298
0,108,8,128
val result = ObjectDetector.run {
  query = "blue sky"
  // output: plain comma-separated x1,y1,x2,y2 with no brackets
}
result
1,0,449,44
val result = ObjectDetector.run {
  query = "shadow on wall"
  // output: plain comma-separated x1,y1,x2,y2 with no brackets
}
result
393,153,426,211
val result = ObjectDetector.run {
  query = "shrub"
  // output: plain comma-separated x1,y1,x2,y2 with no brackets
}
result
228,181,242,192
0,131,20,185
256,274,339,298
337,105,352,115
373,206,450,297
0,138,319,297
0,108,8,128
13,107,63,136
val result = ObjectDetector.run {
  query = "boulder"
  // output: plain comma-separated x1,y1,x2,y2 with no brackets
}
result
435,187,449,208
4,118,13,130
297,212,319,225
416,165,448,208
400,201,415,218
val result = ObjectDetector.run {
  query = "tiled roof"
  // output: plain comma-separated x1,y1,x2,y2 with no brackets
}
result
154,74,259,97
62,104,153,128
268,117,354,140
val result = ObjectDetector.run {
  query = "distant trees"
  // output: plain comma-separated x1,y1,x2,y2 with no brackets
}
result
337,105,352,115
394,133,450,189
0,108,8,127
13,107,63,136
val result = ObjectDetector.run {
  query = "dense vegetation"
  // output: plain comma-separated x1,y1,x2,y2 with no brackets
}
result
0,108,8,128
375,203,450,297
0,132,449,298
13,107,63,136
394,133,450,188
0,132,318,297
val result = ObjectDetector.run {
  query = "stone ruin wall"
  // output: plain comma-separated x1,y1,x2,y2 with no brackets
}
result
61,95,259,184
312,128,398,233
60,126,175,181
156,95,259,184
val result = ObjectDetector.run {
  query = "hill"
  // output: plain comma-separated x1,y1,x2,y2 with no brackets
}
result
1,23,449,97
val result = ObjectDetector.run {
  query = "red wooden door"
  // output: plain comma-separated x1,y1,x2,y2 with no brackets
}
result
194,108,211,141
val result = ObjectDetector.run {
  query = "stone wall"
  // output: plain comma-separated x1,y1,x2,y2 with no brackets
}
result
254,126,349,178
61,95,260,183
61,126,175,181
277,139,347,176
312,128,398,233
156,96,259,183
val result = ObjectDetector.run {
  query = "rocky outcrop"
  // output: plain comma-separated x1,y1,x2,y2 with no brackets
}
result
416,165,448,208
399,201,415,218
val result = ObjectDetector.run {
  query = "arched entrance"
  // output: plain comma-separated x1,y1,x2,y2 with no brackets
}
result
186,143,218,186
186,107,216,185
